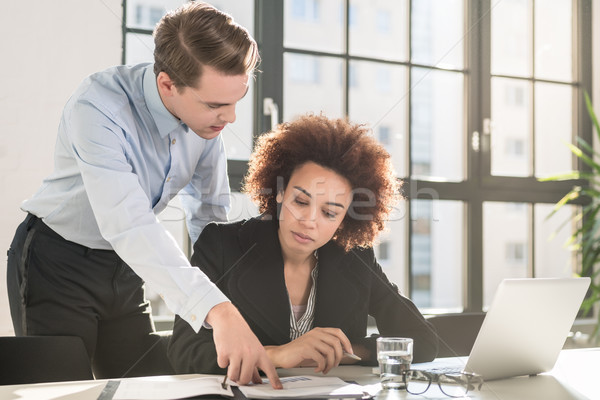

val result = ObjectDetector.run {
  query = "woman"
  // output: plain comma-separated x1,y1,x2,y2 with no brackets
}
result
168,114,438,374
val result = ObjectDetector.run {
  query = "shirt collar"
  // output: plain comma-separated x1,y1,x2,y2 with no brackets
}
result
143,64,183,138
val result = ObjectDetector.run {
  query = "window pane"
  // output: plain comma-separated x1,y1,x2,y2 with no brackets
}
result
534,0,572,81
283,53,344,121
349,61,408,177
411,68,464,181
534,82,573,177
125,32,155,64
222,79,255,160
284,0,344,53
491,0,532,77
348,0,408,62
377,198,408,293
483,202,529,308
534,203,578,278
491,77,531,177
126,0,186,30
411,199,464,310
411,0,464,69
228,192,260,221
215,1,255,35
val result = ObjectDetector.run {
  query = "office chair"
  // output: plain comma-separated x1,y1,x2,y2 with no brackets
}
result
0,335,94,385
123,330,176,377
427,312,486,358
92,330,175,378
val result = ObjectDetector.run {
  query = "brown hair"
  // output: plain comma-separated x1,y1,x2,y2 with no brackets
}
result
153,2,259,88
244,114,400,251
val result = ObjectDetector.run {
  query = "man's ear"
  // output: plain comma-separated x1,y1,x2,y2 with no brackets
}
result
156,71,178,97
276,190,284,204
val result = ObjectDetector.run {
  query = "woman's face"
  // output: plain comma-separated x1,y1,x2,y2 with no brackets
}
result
277,162,352,258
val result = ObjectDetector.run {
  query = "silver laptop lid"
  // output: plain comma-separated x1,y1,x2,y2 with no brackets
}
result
464,277,590,380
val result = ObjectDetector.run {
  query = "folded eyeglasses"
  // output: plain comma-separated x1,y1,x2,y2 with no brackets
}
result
402,370,483,398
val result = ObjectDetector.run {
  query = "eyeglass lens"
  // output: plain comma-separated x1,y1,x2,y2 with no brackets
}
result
405,370,471,398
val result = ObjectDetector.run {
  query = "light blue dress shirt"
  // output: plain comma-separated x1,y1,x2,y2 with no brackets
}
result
22,63,230,332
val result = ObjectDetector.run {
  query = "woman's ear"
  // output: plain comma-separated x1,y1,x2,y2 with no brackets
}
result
276,190,283,204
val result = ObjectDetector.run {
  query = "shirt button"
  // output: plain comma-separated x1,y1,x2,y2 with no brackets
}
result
190,314,197,322
171,139,176,145
166,177,171,182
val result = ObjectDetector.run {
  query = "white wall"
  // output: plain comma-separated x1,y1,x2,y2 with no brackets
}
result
0,0,122,335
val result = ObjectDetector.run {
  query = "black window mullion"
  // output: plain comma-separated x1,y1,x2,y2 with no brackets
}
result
255,0,284,136
466,0,486,312
576,0,593,167
121,0,128,65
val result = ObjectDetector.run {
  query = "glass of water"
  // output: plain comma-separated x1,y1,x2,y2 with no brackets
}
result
376,337,413,389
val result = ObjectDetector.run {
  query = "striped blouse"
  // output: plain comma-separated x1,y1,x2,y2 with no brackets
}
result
289,260,319,340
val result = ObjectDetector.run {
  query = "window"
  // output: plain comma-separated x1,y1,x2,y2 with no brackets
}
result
291,0,320,21
378,241,390,261
506,242,527,264
378,126,391,147
288,54,321,84
376,9,391,34
257,0,592,314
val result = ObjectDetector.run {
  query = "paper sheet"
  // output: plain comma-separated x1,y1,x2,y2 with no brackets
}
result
112,376,233,400
237,375,372,399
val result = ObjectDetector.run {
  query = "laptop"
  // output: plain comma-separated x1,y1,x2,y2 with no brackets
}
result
415,277,591,381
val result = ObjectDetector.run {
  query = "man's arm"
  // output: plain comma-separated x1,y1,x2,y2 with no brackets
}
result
207,302,282,388
179,135,230,244
67,102,280,387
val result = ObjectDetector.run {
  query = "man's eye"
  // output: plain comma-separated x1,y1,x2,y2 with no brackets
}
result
294,199,308,206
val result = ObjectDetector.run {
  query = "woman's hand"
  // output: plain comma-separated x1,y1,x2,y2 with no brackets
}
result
265,327,353,374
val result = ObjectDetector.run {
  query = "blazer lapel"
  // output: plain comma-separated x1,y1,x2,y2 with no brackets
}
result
230,218,291,344
313,242,365,329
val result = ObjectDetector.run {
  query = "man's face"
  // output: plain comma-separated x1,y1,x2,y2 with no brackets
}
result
158,66,250,140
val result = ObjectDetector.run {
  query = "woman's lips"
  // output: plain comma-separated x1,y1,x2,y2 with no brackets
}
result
210,125,224,132
292,231,313,244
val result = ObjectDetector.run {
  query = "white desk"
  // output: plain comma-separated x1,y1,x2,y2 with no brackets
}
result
0,348,598,400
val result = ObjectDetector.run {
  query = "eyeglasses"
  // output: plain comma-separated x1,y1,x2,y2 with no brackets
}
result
403,370,483,398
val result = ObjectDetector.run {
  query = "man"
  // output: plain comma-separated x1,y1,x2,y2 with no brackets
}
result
6,2,281,388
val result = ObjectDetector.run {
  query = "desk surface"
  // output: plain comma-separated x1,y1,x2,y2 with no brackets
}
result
1,348,598,400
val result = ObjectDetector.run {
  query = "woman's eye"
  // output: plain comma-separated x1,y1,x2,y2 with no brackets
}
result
323,210,337,219
294,198,308,206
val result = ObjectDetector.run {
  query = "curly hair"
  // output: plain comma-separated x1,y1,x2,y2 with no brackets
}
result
243,114,400,251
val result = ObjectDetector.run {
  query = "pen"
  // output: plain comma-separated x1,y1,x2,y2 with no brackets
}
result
221,375,228,390
344,351,361,361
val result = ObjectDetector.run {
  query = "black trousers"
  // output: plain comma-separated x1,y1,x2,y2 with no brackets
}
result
6,213,163,379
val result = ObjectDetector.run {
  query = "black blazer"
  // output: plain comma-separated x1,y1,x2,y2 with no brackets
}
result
167,217,438,374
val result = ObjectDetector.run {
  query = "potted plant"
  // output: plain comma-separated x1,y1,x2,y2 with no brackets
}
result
539,92,600,342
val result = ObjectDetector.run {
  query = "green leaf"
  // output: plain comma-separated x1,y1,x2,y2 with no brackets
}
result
585,92,600,142
566,142,600,174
